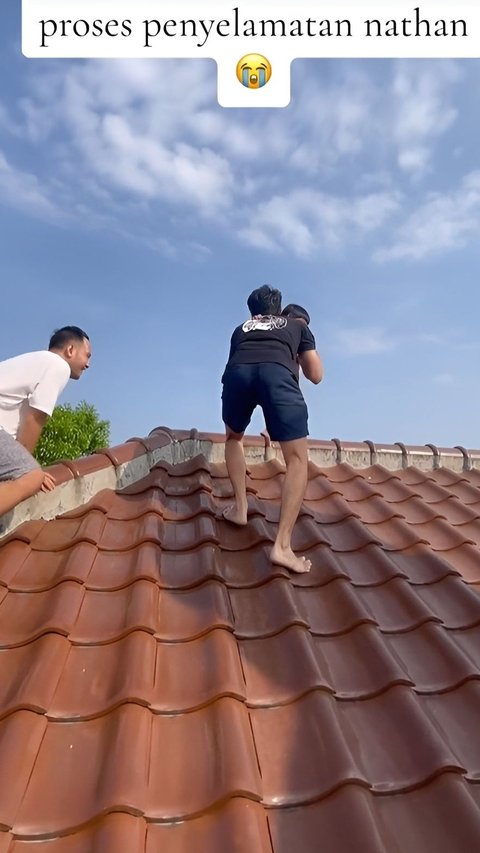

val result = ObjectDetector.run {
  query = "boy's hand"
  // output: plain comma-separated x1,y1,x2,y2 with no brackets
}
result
41,471,56,492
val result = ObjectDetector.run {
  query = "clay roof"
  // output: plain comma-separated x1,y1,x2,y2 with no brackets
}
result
1,427,480,851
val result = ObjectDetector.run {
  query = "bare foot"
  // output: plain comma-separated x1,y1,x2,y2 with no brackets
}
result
270,544,312,573
222,504,248,526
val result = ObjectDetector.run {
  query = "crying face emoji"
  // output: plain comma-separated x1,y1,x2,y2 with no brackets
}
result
236,54,272,89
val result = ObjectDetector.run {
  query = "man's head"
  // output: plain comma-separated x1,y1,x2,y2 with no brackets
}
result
247,285,282,317
49,326,91,380
281,303,311,326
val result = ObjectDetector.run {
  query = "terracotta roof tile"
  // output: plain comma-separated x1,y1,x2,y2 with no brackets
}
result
48,631,156,719
269,776,480,853
145,800,272,853
431,468,474,487
297,515,381,551
0,712,48,829
383,623,480,694
364,475,418,503
310,577,437,634
252,685,464,801
335,493,402,523
7,542,98,592
156,582,234,641
17,702,260,832
385,545,458,584
27,512,107,551
414,577,480,628
0,583,84,647
155,545,224,589
0,635,70,718
71,581,159,643
0,540,30,588
441,543,480,585
437,481,480,506
9,814,147,853
216,544,307,587
463,469,480,487
240,624,410,705
2,444,480,850
395,477,453,503
315,461,362,482
333,543,406,585
3,519,47,545
231,579,308,638
421,498,480,525
85,542,161,590
396,467,434,486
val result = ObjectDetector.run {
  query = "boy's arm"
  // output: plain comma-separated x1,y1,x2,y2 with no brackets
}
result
297,323,323,384
297,349,324,384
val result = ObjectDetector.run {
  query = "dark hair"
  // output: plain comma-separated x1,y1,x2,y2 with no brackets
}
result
247,285,282,316
49,326,89,350
281,303,311,325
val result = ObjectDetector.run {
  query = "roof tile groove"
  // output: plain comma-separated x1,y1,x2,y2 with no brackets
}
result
71,581,160,644
251,685,468,802
382,546,461,584
0,635,70,719
439,543,480,584
268,775,480,853
0,583,85,648
4,543,98,592
9,701,262,834
414,576,480,628
26,512,107,552
2,453,480,849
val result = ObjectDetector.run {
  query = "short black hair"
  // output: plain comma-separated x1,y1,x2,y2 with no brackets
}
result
49,326,89,350
247,285,282,316
281,303,311,325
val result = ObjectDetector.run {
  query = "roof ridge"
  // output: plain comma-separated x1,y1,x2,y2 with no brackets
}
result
1,426,480,540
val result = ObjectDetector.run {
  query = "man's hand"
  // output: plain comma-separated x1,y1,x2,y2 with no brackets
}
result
41,471,56,492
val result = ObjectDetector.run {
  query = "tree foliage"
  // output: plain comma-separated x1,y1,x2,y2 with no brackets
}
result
33,402,110,467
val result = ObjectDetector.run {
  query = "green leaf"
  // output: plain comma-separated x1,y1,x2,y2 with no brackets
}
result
33,401,110,467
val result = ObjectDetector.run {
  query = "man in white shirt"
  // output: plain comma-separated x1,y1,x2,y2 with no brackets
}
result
0,326,92,517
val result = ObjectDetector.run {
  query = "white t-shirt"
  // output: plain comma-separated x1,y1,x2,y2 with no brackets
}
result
0,351,70,438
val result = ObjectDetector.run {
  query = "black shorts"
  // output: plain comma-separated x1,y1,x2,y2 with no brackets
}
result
222,363,308,442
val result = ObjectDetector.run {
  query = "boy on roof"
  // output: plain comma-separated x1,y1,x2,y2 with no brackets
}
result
281,303,311,325
221,285,323,573
0,326,91,518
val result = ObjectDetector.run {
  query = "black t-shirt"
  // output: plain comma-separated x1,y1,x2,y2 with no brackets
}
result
223,315,316,379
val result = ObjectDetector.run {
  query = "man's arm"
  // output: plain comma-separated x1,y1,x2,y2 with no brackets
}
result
297,349,324,384
16,407,48,453
17,356,70,452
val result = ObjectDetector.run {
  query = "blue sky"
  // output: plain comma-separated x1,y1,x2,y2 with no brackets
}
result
2,6,480,448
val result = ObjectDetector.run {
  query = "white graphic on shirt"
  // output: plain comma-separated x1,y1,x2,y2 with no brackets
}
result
242,315,288,333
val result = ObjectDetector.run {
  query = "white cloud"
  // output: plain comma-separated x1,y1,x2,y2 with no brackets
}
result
0,150,59,219
334,327,397,356
375,171,480,261
238,188,400,257
0,57,470,258
287,66,379,174
96,114,234,214
239,193,315,256
391,62,460,176
18,60,234,218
